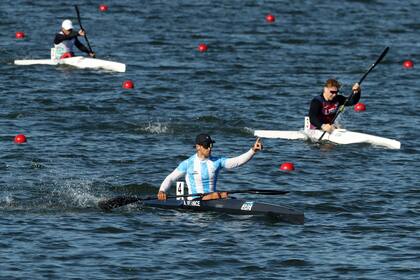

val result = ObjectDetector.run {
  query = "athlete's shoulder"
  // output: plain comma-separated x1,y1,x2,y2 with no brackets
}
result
184,154,197,164
311,94,324,103
209,155,224,161
177,154,196,169
209,155,227,169
54,31,64,38
310,95,324,109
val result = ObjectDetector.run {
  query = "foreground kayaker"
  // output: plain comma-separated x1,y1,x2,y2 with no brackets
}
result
157,134,263,201
53,19,95,60
309,79,361,133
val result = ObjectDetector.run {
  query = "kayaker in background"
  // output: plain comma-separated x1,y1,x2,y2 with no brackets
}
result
157,134,263,201
52,19,95,60
308,78,361,133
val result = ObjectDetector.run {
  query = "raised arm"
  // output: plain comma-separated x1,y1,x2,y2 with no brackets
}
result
224,138,263,169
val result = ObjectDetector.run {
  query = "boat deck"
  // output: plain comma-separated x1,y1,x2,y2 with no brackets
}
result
144,198,304,224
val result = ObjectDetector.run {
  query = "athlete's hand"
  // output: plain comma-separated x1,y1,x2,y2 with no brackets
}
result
352,83,361,94
201,192,228,201
321,124,336,133
78,29,86,36
157,191,167,200
218,191,228,199
88,52,96,58
252,137,263,152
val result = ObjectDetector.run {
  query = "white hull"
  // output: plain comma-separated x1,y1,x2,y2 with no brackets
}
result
14,59,57,65
14,56,126,73
254,130,307,140
254,118,401,149
305,129,400,149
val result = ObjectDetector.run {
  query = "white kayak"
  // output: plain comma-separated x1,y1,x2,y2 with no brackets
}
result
14,56,126,73
254,117,401,149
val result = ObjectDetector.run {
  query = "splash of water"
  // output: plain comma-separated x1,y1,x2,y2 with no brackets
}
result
142,121,168,134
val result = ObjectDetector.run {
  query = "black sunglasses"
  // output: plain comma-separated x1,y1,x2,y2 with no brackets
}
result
201,142,213,149
329,90,339,94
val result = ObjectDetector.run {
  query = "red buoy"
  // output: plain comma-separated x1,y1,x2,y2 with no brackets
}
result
279,162,295,171
265,14,276,23
198,43,208,52
15,31,25,39
14,134,27,144
122,80,134,89
354,102,366,112
403,60,414,69
99,4,109,12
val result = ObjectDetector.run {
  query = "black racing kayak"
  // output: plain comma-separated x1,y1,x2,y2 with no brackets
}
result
143,198,304,225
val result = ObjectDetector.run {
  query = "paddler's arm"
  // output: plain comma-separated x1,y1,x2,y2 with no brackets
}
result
223,138,263,169
344,83,361,106
53,30,79,44
75,37,95,57
308,98,323,129
157,169,184,200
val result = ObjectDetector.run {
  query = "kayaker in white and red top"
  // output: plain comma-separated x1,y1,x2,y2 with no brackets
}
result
308,78,361,133
53,19,95,60
157,134,263,201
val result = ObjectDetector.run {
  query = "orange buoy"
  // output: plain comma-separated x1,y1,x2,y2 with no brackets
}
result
354,102,366,112
265,14,276,23
14,134,27,144
279,162,295,171
122,80,134,89
198,43,208,52
15,31,25,39
402,60,414,69
99,4,109,12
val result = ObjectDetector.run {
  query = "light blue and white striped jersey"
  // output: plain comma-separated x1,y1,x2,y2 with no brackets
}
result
159,149,255,195
178,154,227,194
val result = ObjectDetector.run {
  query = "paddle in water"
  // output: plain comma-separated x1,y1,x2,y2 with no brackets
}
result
74,5,95,57
98,189,289,211
318,46,390,141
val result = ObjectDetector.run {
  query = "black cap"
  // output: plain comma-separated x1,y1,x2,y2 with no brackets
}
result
195,133,215,146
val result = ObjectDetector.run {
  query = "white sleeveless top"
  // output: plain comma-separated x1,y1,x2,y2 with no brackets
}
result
53,31,76,59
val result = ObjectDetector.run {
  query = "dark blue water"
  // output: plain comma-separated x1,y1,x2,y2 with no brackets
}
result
1,0,419,279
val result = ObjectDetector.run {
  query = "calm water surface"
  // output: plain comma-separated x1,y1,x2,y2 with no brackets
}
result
0,0,419,279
